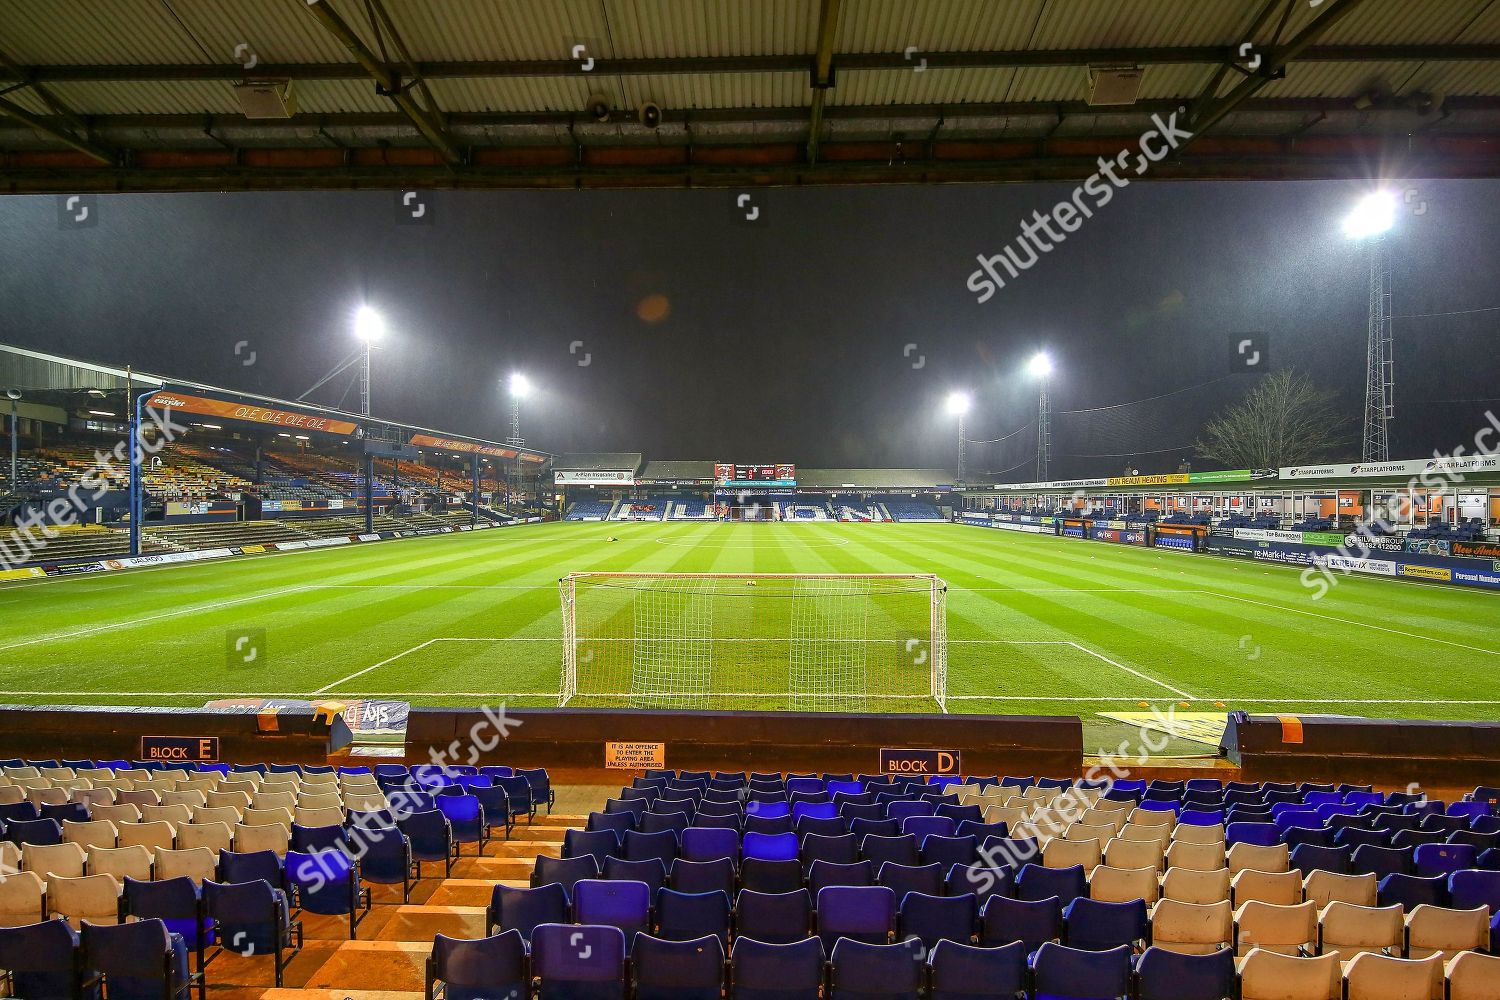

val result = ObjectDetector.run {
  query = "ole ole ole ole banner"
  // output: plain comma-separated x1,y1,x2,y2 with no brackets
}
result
145,391,360,436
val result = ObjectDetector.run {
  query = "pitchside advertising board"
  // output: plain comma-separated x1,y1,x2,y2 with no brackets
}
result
715,463,796,488
1206,536,1500,590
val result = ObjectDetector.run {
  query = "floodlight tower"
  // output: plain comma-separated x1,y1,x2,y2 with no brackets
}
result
1028,352,1054,482
1342,191,1396,462
945,392,971,483
507,372,530,448
353,305,384,417
506,373,531,511
5,389,19,494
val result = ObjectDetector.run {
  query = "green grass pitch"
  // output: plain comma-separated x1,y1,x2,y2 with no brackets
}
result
2,521,1496,750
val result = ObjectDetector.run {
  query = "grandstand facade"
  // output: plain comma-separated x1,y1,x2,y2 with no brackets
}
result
0,344,552,579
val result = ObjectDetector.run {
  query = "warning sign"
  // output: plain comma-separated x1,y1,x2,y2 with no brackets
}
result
604,741,666,770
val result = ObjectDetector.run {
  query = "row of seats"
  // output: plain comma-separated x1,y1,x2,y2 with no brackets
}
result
428,927,1500,1000
495,867,1499,961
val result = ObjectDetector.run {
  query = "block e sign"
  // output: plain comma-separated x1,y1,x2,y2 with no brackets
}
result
140,736,220,763
879,747,961,776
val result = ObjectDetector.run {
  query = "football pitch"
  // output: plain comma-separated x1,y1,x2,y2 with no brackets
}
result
2,521,1497,749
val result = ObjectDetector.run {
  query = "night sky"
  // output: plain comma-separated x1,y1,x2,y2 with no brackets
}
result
1,178,1496,476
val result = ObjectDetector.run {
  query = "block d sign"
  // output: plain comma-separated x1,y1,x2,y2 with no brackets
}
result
879,747,961,776
140,736,220,763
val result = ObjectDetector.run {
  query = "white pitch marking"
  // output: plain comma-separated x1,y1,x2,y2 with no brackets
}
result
311,637,445,695
1064,640,1196,700
0,584,320,652
1207,591,1500,658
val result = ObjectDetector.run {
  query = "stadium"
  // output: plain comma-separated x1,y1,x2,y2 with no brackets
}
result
2,1,1500,997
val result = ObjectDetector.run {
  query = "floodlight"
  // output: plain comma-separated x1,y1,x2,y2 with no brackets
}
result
4,389,19,401
1342,190,1397,239
1027,352,1054,379
510,372,532,398
945,391,971,417
353,305,385,342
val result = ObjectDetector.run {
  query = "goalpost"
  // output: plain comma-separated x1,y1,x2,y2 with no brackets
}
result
558,572,948,713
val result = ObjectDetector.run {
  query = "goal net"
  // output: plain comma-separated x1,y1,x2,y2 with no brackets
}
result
559,572,947,713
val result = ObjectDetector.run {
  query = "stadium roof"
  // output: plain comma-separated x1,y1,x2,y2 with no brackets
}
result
555,452,643,472
0,342,551,461
640,460,716,481
797,468,955,489
4,0,1500,193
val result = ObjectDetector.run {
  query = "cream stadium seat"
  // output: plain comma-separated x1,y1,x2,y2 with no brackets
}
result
1318,901,1404,960
89,804,142,826
1237,949,1341,1000
253,791,298,814
22,842,86,879
1343,952,1443,1000
1163,866,1232,905
193,805,244,828
1228,842,1290,875
1232,868,1305,907
1166,840,1226,872
1104,836,1165,872
62,819,119,851
1148,898,1234,955
141,804,194,827
160,789,207,811
1089,864,1159,904
243,807,294,831
86,845,153,882
176,821,234,855
117,820,176,854
233,822,290,856
205,790,251,813
1404,904,1489,961
1234,899,1318,956
1044,838,1101,871
1173,823,1226,846
154,847,218,883
1446,951,1500,1000
1303,870,1378,909
294,806,346,829
0,871,47,927
48,873,123,926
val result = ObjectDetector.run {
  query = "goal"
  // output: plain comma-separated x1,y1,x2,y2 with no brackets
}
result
558,572,947,713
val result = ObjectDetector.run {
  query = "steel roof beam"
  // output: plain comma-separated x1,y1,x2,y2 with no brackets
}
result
5,45,1496,84
806,0,843,164
300,0,462,166
1186,0,1372,143
0,94,113,163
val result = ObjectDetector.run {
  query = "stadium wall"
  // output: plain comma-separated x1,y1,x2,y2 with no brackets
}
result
961,511,1500,590
0,704,350,764
407,707,1083,778
1223,713,1500,787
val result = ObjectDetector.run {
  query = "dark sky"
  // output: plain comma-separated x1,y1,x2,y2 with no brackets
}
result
1,178,1496,476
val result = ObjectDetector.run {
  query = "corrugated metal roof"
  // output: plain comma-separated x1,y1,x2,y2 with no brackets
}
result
6,0,1500,188
836,0,1046,53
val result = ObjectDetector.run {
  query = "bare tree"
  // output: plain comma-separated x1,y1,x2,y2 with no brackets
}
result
1195,369,1352,470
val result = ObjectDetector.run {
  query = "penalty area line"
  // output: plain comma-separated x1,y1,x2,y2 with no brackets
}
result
1064,640,1196,700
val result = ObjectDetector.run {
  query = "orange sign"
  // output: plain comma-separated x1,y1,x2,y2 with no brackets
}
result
409,433,546,463
145,392,359,436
